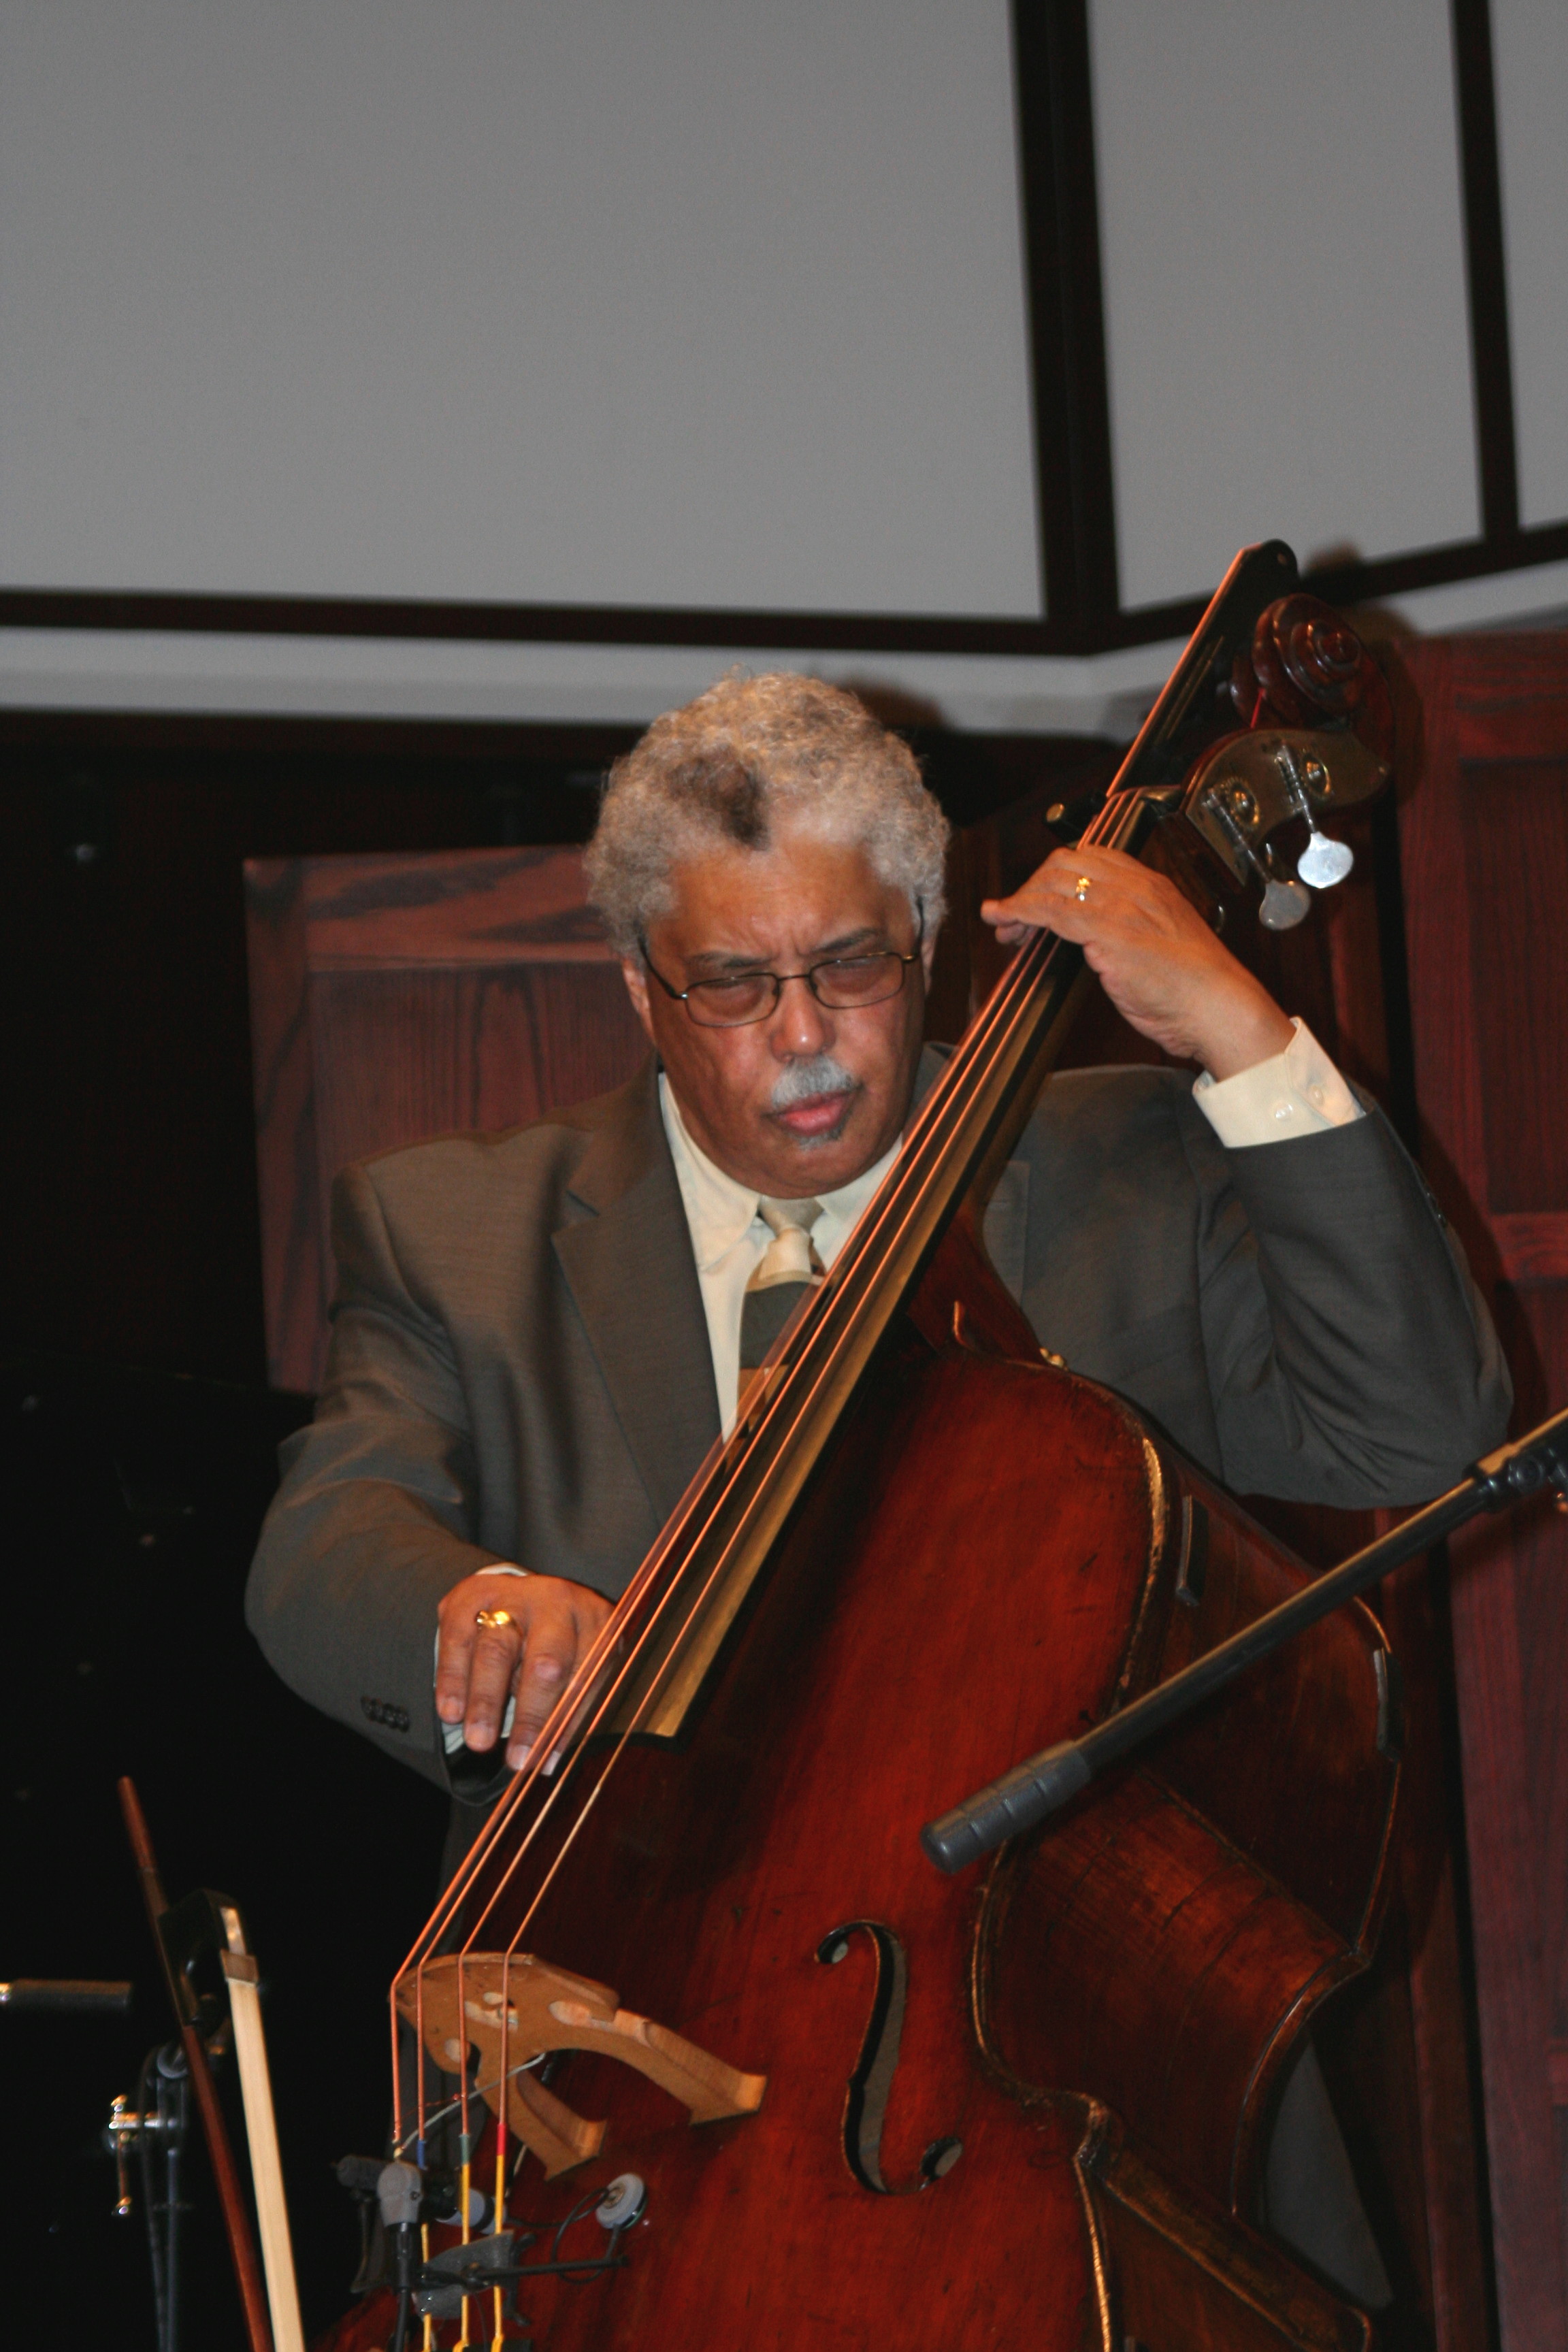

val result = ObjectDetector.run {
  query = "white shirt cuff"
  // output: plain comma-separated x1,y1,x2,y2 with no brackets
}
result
437,1566,529,1757
1192,1017,1363,1150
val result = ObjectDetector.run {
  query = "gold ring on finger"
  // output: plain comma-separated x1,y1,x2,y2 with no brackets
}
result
474,1607,515,1631
1073,875,1093,901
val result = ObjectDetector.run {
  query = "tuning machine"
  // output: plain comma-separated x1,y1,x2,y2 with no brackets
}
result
1181,726,1387,927
1277,745,1356,889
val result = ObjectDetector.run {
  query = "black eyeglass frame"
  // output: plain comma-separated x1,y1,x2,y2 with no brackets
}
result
640,908,926,1030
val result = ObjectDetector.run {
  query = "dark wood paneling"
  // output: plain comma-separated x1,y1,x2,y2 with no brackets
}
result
1460,764,1568,1212
0,726,634,1384
0,713,1097,1384
309,963,636,1168
244,847,647,1392
1399,633,1568,2351
1517,1288,1568,2047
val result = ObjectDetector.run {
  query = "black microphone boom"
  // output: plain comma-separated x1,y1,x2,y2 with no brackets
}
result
921,1405,1568,1876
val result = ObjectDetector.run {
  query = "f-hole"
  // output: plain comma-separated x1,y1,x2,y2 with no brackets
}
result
815,1921,962,2195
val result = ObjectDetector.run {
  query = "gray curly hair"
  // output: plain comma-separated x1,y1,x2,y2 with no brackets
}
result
584,672,949,957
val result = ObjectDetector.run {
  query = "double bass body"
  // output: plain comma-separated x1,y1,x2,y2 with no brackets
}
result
439,1235,1394,2351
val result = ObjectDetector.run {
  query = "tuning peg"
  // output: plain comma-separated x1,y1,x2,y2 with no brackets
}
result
1275,745,1356,892
1296,829,1355,889
1258,877,1311,930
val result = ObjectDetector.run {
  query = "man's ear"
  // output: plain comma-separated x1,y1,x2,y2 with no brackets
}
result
919,913,940,982
621,956,657,1047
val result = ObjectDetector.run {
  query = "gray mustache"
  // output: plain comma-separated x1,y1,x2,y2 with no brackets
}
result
769,1054,858,1112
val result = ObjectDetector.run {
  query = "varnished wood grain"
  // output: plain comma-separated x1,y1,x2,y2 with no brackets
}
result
243,847,646,1390
1493,1213,1568,1284
400,1307,1391,2351
293,845,616,967
1458,762,1568,1213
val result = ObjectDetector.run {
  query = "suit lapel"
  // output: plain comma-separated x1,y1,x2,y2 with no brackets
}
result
917,1041,1030,1298
552,1061,721,1525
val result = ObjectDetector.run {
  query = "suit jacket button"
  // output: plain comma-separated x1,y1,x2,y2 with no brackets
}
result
361,1697,410,1733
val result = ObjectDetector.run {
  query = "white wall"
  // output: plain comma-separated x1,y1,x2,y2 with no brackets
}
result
3,0,1566,734
1088,0,1480,611
0,0,1041,617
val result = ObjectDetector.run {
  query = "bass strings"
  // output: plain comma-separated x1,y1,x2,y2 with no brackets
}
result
399,785,1134,1991
395,787,1139,2144
397,785,1132,2000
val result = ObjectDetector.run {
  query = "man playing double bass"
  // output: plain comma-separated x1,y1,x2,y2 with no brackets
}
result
248,670,1508,2306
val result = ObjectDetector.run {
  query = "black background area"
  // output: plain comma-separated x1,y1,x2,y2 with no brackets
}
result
1,1358,448,2342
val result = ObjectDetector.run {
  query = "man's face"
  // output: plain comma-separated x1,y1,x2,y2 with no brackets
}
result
622,825,935,1197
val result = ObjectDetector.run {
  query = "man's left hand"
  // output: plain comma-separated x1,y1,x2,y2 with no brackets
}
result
982,846,1293,1080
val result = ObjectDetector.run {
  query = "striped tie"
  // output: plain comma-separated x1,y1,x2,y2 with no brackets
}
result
739,1197,825,1390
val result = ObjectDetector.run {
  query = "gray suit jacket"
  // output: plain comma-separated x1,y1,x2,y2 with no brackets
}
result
246,1054,1510,1794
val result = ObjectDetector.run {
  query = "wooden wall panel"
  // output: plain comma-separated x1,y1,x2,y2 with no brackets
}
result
308,964,639,1242
1460,765,1568,1215
244,847,646,1392
1399,634,1568,2351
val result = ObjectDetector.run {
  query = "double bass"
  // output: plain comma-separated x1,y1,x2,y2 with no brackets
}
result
339,543,1405,2351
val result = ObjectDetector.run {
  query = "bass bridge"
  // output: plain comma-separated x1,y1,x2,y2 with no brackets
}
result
396,1953,766,2178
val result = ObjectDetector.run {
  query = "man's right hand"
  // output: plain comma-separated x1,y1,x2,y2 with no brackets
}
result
436,1569,613,1769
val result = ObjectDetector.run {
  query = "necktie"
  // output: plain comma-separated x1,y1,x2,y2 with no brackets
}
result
739,1197,825,1384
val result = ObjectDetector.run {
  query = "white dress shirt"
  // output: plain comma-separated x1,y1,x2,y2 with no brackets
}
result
659,1077,900,1434
662,1016,1361,1433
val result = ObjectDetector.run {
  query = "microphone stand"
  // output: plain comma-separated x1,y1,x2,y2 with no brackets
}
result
923,1404,1568,1874
118,1777,274,2352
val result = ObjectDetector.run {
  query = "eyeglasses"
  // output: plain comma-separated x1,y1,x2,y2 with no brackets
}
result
642,916,924,1030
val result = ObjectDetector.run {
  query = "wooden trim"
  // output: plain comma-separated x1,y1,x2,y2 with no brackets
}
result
1445,1516,1566,2347
0,584,1077,655
5,518,1567,664
1451,0,1520,542
1548,2042,1568,2107
1440,704,1568,762
1452,633,1568,702
1307,524,1568,610
1494,1213,1568,1284
0,705,643,761
1401,642,1491,1231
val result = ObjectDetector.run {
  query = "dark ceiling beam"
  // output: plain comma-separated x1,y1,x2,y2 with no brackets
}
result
1010,0,1120,644
1451,0,1520,544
